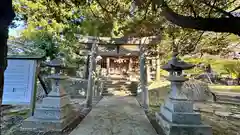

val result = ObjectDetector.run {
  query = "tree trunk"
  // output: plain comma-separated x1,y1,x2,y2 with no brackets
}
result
0,0,15,106
0,69,4,106
0,25,10,106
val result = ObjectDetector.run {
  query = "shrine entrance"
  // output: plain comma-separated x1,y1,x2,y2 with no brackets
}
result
98,56,139,77
109,57,129,75
78,35,161,108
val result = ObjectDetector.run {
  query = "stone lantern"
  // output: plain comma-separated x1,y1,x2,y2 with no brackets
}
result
155,52,212,135
22,53,78,131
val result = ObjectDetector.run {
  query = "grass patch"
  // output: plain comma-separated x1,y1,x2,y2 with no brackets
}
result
182,57,238,76
149,80,240,93
148,80,170,90
6,109,30,118
209,85,240,92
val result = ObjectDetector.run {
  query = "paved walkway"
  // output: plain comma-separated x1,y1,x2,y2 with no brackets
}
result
69,96,158,135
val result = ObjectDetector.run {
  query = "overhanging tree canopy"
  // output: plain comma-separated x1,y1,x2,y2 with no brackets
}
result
157,0,240,36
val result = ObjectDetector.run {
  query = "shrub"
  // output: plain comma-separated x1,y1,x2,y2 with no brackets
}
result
223,61,240,79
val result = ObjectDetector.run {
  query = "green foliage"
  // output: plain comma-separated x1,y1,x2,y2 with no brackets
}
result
13,0,239,62
223,61,240,79
24,30,59,59
8,39,45,57
199,33,232,55
183,57,239,77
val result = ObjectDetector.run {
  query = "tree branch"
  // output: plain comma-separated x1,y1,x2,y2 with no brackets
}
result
160,1,240,36
201,0,235,18
230,6,240,12
95,0,116,14
88,4,102,19
186,0,197,17
208,0,217,17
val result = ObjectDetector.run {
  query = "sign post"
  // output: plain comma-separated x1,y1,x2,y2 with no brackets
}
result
3,49,45,116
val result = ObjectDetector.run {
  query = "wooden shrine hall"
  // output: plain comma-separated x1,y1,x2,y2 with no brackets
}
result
78,35,161,79
97,44,140,76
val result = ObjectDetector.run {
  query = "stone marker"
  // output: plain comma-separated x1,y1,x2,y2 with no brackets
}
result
22,53,79,131
155,52,212,135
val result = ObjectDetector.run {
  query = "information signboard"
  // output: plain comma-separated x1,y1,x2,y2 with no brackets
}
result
2,59,37,105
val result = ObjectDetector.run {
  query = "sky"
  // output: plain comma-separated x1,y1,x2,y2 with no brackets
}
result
9,20,25,37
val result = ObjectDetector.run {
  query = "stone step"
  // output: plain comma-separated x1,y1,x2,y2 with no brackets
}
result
103,85,131,88
104,83,132,86
103,89,132,93
105,80,132,83
104,83,131,86
102,93,115,96
102,91,137,96
103,88,131,92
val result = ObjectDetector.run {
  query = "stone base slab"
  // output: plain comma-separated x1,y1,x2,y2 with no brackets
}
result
160,106,201,124
34,104,74,120
156,112,212,135
22,111,79,132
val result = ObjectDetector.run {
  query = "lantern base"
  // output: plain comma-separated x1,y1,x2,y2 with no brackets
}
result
155,98,212,135
22,92,79,131
156,112,212,135
22,111,78,132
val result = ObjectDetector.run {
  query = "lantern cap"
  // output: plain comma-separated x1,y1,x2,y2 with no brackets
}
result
161,52,195,71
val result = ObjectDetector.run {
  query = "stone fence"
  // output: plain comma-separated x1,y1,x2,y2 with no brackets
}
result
36,68,104,101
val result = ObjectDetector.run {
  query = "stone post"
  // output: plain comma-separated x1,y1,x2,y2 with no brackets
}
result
128,57,133,80
86,43,97,108
129,57,132,71
140,44,149,111
92,47,102,103
155,52,212,135
106,57,110,75
146,59,152,82
85,55,90,79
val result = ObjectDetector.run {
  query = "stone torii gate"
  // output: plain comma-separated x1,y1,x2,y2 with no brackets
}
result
77,35,161,109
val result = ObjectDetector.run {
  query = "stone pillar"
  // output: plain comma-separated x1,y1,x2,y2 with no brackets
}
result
106,57,110,75
156,54,161,81
155,53,212,135
92,47,102,103
86,43,97,108
129,57,132,72
85,55,90,79
140,44,149,110
146,59,152,82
